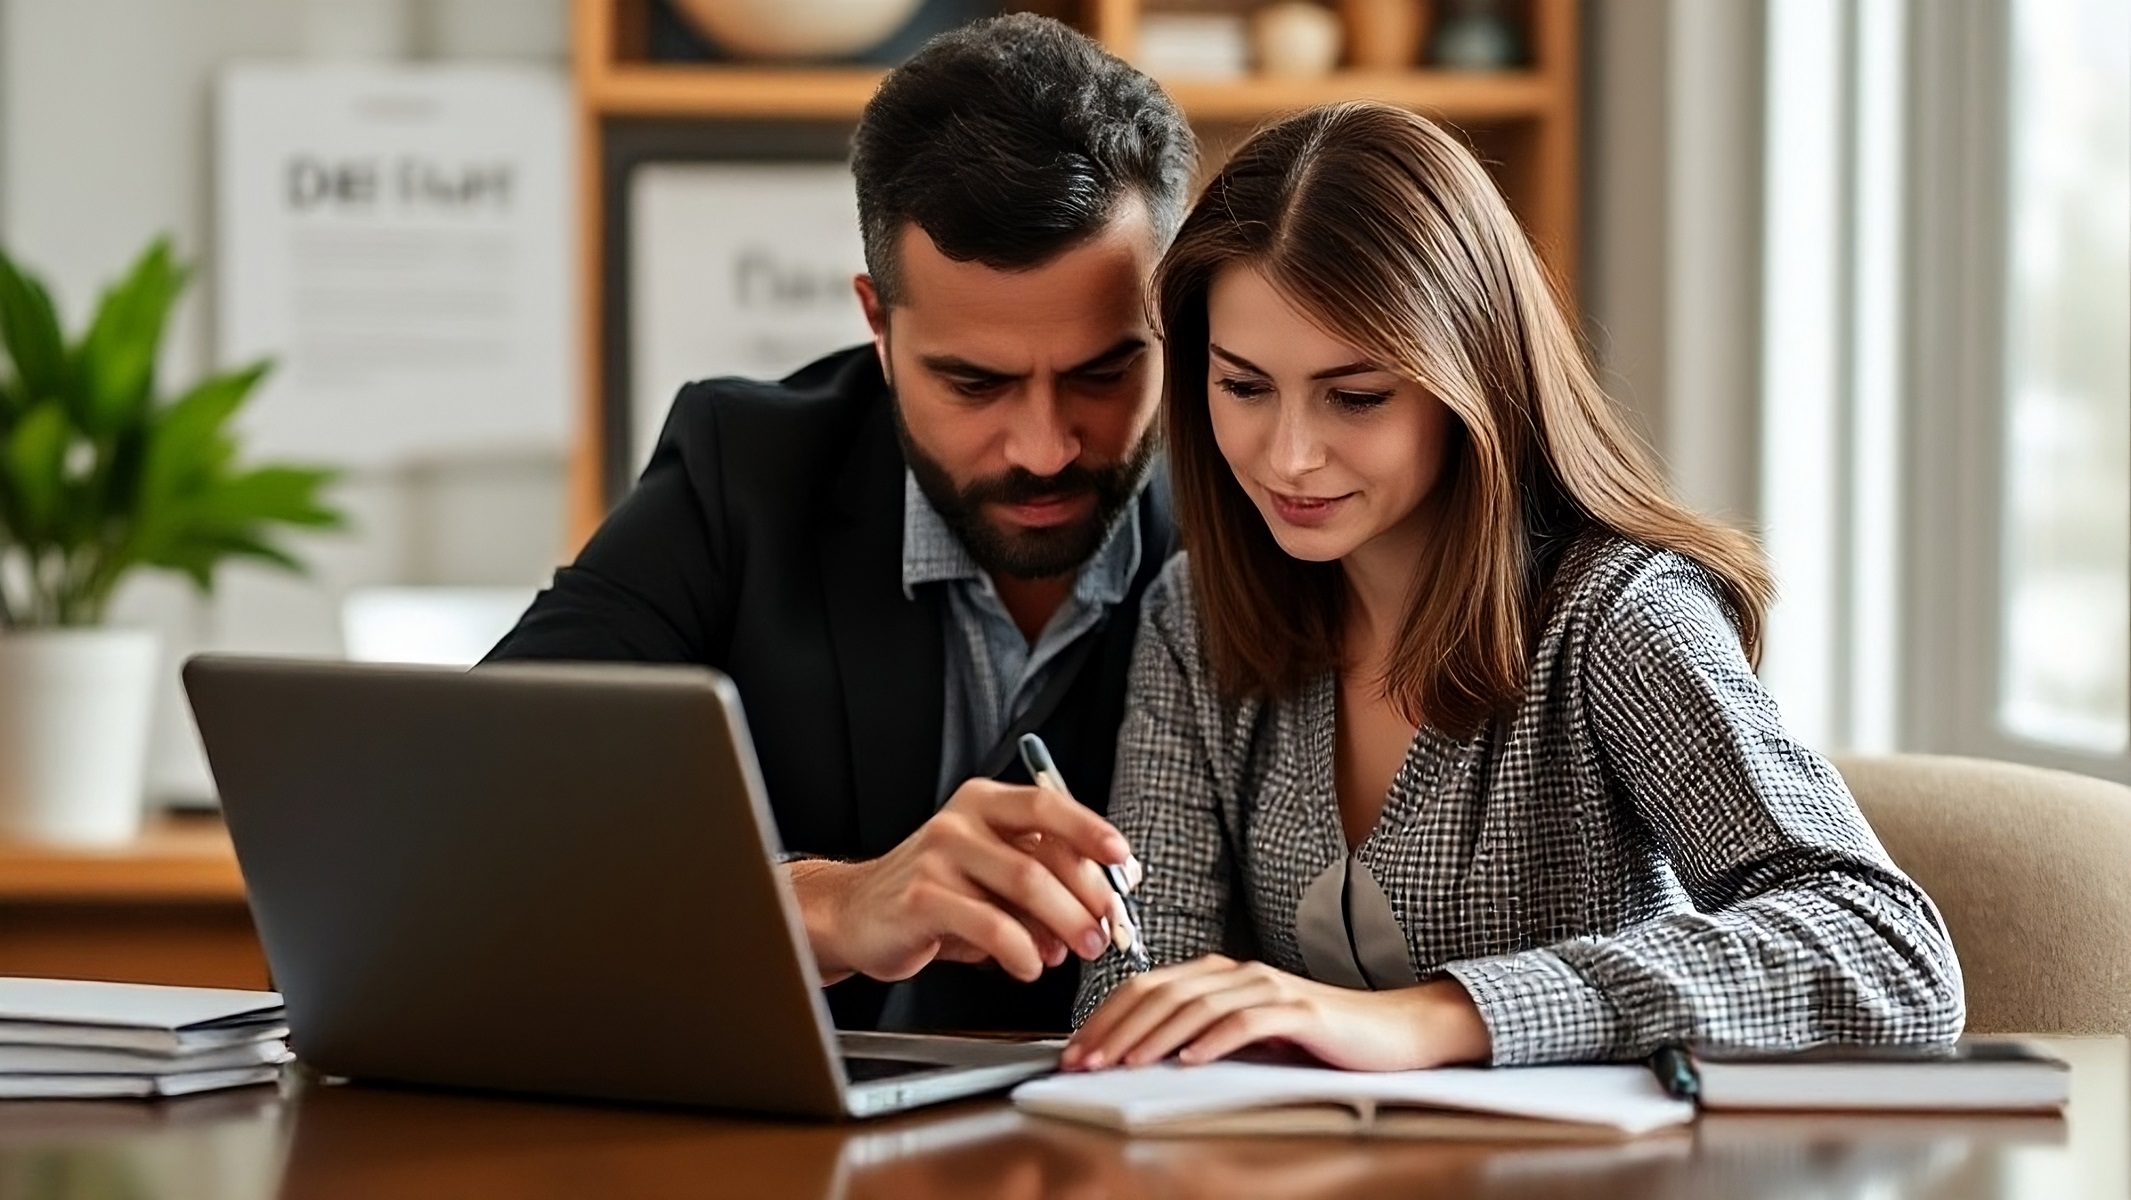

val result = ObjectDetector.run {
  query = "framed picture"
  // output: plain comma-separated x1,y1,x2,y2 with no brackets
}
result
602,120,870,498
218,64,575,468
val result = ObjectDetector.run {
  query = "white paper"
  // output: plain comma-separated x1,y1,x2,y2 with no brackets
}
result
0,977,282,1031
0,1039,292,1076
216,64,574,466
0,1066,282,1100
628,162,872,474
1013,1062,1695,1135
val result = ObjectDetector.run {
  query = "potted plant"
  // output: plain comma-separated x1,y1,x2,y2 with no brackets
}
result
0,238,341,844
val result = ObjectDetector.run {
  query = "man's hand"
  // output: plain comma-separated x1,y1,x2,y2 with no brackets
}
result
785,778,1133,986
1061,956,1492,1072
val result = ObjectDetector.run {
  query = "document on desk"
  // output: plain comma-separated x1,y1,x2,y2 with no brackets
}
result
0,978,286,1055
1012,1062,1696,1140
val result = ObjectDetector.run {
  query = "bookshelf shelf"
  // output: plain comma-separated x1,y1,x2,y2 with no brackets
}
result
1162,69,1555,124
586,64,888,119
583,63,1555,125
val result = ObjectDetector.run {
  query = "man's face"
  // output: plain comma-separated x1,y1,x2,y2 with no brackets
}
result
855,198,1163,581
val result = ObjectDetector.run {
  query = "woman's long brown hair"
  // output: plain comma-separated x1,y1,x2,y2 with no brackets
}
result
1160,102,1773,735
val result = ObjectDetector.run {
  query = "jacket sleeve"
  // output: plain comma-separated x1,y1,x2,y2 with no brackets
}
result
484,387,736,666
1443,560,1966,1065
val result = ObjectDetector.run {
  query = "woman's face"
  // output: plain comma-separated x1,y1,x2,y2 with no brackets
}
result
1204,266,1454,566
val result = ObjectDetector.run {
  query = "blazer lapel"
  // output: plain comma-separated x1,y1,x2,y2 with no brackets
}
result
817,397,946,860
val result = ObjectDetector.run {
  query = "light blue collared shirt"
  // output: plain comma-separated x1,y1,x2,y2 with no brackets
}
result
900,471,1142,803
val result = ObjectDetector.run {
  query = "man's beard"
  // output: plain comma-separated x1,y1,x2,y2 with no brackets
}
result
895,407,1157,582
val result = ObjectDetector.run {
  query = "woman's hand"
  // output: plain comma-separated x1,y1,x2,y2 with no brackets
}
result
1062,955,1492,1072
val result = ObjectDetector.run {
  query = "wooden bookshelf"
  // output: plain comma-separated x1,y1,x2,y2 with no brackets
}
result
567,0,1579,544
1161,69,1556,122
0,813,269,990
586,64,890,118
0,814,245,904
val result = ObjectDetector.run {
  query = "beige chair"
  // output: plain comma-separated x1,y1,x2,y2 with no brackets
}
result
1834,754,2131,1039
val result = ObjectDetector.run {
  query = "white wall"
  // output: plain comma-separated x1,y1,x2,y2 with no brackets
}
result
0,0,571,803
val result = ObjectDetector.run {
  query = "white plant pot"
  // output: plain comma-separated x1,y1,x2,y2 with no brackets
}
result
0,628,160,845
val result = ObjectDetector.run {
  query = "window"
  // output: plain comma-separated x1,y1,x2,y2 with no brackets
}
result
1995,0,2129,755
1905,0,2131,783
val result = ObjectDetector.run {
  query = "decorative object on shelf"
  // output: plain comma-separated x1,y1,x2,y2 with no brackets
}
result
1251,2,1344,79
668,0,924,61
1426,0,1522,69
1340,0,1427,70
0,239,342,845
649,0,987,66
1137,12,1251,80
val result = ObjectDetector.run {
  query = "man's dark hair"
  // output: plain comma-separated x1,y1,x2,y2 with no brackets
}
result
851,13,1195,305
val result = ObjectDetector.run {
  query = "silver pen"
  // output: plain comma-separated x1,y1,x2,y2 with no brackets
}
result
1017,733,1150,971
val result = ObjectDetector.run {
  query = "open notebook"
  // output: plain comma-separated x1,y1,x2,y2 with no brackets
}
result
1012,1062,1696,1140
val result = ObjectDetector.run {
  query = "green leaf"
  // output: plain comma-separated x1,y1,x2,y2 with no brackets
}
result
0,251,68,412
139,361,267,511
196,465,343,529
75,238,188,436
0,238,345,612
208,531,306,574
141,527,305,593
3,400,69,543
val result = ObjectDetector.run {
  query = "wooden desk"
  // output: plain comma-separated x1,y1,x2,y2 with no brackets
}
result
0,813,269,989
0,1038,2120,1199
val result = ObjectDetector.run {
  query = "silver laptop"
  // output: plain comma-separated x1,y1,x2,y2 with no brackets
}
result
182,656,1059,1118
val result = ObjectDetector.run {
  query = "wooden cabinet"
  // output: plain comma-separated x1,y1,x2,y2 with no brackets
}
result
0,814,269,990
567,0,1580,544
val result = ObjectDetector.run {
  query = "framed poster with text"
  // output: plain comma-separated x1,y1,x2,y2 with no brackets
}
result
627,159,871,477
216,65,573,467
601,121,867,496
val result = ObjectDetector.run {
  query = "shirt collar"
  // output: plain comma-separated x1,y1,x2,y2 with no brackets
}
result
900,470,1142,605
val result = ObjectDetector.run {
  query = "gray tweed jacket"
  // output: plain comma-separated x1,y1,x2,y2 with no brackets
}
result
1074,537,1965,1065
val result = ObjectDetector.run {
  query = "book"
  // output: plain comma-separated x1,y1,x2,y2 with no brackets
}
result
0,1066,282,1100
1011,1062,1696,1139
0,1039,293,1076
0,978,284,1056
1688,1039,2071,1113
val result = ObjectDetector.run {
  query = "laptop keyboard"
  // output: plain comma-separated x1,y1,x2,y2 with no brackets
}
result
843,1055,947,1083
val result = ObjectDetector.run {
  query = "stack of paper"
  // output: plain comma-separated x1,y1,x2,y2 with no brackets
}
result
0,978,291,1099
1013,1061,1697,1140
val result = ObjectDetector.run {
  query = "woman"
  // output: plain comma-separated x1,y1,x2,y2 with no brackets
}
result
1065,103,1963,1072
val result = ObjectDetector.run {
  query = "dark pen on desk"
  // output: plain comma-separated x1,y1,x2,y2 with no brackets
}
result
1649,1042,1701,1103
1017,733,1151,972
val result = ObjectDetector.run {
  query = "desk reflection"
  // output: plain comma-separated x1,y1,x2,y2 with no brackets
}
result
0,1038,2112,1200
829,1107,2068,1200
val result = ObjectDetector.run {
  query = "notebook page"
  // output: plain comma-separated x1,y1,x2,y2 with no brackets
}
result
1013,1063,1693,1135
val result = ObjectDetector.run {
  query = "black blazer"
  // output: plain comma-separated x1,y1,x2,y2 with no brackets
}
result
486,346,1176,1033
